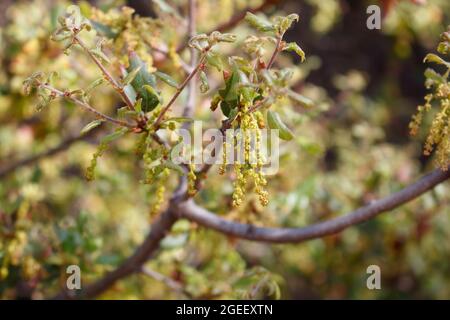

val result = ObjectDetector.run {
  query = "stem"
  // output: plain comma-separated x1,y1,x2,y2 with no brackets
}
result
182,0,198,124
40,84,134,128
73,35,135,110
266,35,283,70
153,53,207,128
140,267,189,297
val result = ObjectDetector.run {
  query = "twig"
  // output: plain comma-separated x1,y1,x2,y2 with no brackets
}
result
40,84,134,128
266,35,283,70
140,267,188,296
174,0,282,54
153,54,207,128
0,128,101,179
182,0,198,124
73,35,135,110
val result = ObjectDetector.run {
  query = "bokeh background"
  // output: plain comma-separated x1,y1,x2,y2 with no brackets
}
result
0,0,449,299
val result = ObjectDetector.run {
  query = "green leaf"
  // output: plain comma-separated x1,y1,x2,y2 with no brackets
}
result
199,71,209,93
287,90,313,108
143,85,161,100
154,71,178,88
90,48,110,64
206,51,223,71
90,20,118,39
128,51,160,112
219,70,240,102
275,14,299,34
220,101,232,117
245,12,276,33
101,128,128,144
123,66,142,86
267,110,294,141
162,117,194,123
81,119,103,134
134,98,143,113
86,78,106,95
164,160,185,175
284,42,305,62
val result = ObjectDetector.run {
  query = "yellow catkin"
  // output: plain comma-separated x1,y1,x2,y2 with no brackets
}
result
187,164,197,196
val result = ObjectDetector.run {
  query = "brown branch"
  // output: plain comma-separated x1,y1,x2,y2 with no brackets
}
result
180,167,450,243
0,128,101,180
50,166,449,299
53,206,178,299
266,35,283,69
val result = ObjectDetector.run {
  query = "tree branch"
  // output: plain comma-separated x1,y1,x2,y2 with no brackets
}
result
74,35,135,110
53,206,178,299
0,128,101,179
40,84,134,128
50,166,449,299
179,167,450,243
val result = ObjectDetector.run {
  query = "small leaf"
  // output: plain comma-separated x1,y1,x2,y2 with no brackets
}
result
164,160,185,175
287,90,313,108
206,51,223,71
219,69,240,102
123,66,142,86
101,128,128,144
143,85,160,100
283,42,305,62
154,71,178,88
276,14,299,34
81,120,103,134
162,117,194,123
199,71,209,93
245,12,276,33
90,20,118,39
267,110,294,141
134,98,143,113
90,48,110,64
128,51,160,112
86,78,106,95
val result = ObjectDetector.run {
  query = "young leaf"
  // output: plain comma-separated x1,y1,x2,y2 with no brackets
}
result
86,78,106,95
101,128,128,144
245,12,276,33
123,66,142,86
164,160,185,175
81,119,103,134
267,110,294,141
134,98,143,113
283,42,305,62
199,71,209,93
90,48,111,64
287,90,313,108
162,117,193,123
90,20,118,39
206,51,224,71
154,71,178,88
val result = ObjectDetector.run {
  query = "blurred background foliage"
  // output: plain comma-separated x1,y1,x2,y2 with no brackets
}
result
0,0,449,299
